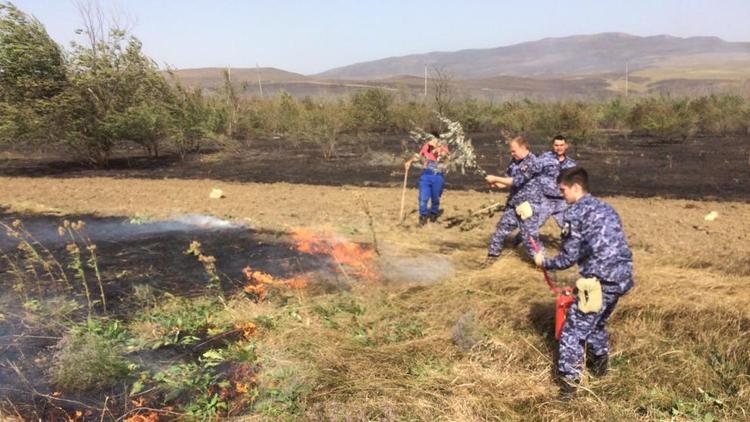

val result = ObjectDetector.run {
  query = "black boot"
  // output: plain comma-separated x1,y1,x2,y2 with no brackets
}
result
429,213,438,223
558,378,579,400
587,353,609,377
418,215,428,226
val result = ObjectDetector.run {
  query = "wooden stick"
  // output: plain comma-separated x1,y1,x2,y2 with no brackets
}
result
471,202,503,216
398,165,410,224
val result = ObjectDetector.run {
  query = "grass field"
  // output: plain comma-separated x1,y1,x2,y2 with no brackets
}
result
0,177,748,421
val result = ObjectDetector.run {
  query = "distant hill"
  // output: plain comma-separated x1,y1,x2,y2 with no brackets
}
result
314,33,750,80
165,67,309,89
168,34,750,100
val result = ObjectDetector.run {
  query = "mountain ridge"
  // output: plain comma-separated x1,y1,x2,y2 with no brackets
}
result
313,32,750,80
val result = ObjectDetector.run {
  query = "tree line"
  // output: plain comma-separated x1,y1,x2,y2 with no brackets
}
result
2,2,749,166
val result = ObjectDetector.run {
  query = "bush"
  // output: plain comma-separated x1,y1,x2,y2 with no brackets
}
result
628,96,698,141
297,100,348,159
347,88,395,133
599,98,632,131
490,100,536,134
390,100,432,132
166,77,217,158
533,101,599,143
690,94,747,135
449,98,494,132
273,90,302,135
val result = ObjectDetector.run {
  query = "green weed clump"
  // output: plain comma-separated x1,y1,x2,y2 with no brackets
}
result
128,294,229,349
49,318,130,391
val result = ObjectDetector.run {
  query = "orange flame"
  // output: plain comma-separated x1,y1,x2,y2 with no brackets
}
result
242,266,309,302
290,228,377,280
234,321,257,340
124,412,159,422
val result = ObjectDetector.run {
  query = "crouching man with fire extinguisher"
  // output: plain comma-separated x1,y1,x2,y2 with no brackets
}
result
533,167,634,399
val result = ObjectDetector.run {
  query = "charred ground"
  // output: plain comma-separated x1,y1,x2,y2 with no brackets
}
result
1,133,748,201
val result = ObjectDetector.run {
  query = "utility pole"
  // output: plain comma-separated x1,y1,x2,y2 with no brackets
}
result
256,63,264,98
226,65,233,136
625,62,629,98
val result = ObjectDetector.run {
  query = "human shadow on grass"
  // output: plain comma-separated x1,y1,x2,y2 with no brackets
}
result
527,300,561,377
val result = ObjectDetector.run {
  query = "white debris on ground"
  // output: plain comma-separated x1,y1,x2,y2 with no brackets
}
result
209,188,225,199
704,211,719,221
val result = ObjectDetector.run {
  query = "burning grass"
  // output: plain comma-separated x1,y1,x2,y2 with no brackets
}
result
1,177,749,420
291,227,378,281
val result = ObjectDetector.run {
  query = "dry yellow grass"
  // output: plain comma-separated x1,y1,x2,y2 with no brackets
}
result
1,176,748,420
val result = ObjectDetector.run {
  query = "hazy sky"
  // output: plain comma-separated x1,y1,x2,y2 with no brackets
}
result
12,0,750,74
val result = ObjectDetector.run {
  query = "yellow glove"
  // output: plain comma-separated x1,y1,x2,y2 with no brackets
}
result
533,252,545,267
575,277,603,313
515,201,533,221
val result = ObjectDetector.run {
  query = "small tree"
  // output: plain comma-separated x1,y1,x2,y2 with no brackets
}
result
431,65,454,116
274,90,300,135
491,100,535,134
218,68,242,139
166,73,216,158
450,98,493,133
715,95,747,135
299,100,346,160
347,88,394,133
628,96,697,142
391,100,432,132
0,2,67,145
62,29,171,165
0,2,66,102
599,98,631,131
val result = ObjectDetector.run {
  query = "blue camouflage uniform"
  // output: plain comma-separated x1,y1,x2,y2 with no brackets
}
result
487,153,546,257
542,194,634,382
538,151,577,228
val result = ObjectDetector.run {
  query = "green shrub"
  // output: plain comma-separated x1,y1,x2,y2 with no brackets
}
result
347,88,395,133
690,94,747,135
628,96,698,141
599,98,632,131
490,100,536,134
49,319,130,391
534,101,599,142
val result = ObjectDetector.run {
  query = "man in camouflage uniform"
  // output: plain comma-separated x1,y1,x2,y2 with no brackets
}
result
512,135,576,245
538,135,577,228
533,167,634,398
484,136,546,263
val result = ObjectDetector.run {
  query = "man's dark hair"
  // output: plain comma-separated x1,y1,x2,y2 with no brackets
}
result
558,167,589,192
429,130,441,138
552,135,567,143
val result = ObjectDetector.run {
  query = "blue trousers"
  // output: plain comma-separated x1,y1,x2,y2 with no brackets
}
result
544,196,568,228
558,292,621,381
513,197,565,245
488,202,544,257
418,170,444,216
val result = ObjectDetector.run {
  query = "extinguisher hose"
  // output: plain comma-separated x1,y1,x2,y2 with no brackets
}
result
528,237,560,294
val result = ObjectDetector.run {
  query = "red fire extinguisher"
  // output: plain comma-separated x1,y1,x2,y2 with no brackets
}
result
529,237,575,341
554,288,575,340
